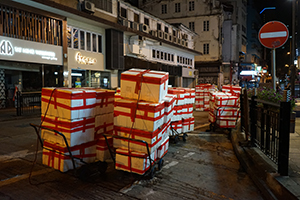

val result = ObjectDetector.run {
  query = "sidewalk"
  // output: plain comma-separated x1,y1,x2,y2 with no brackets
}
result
1,108,300,199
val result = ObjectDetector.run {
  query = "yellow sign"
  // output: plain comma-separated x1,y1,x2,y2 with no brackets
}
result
75,52,97,65
189,71,193,76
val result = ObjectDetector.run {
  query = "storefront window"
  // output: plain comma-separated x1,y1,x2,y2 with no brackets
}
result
80,30,85,50
71,69,111,89
73,28,78,49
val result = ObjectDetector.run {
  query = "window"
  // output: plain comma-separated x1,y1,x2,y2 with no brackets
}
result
189,1,194,11
203,43,209,54
157,51,160,59
67,27,72,48
86,32,91,51
73,28,78,49
92,33,97,52
157,23,161,30
98,35,102,53
80,30,85,50
203,21,209,31
162,4,167,14
165,27,169,33
161,51,164,59
175,3,181,13
177,56,179,63
152,49,155,58
144,18,149,26
189,22,195,31
134,13,139,23
242,25,246,34
171,55,174,61
168,53,170,61
121,7,127,18
164,52,167,60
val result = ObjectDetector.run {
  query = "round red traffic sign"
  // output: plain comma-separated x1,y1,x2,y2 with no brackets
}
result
258,21,289,49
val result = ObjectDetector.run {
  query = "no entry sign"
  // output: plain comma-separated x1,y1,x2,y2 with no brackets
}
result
258,21,289,49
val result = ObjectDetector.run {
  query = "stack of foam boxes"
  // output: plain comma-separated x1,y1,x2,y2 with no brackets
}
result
40,87,115,172
113,68,173,175
167,88,195,136
195,84,218,111
208,85,241,128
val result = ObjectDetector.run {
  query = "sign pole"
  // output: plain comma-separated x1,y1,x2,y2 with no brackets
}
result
272,48,276,90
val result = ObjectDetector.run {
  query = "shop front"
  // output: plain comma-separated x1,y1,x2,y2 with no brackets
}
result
67,49,110,89
0,36,63,108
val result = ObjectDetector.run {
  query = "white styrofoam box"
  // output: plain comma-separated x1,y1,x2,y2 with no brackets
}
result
157,137,169,159
171,105,182,122
41,115,95,147
114,98,165,132
184,88,196,104
96,136,113,162
41,87,96,120
182,104,193,119
94,89,115,115
120,68,169,103
42,140,96,172
222,85,241,97
195,84,211,92
163,94,176,124
115,148,157,175
212,107,240,118
216,116,240,128
182,117,194,133
169,120,182,136
95,113,114,140
113,119,170,153
214,94,240,108
168,88,186,106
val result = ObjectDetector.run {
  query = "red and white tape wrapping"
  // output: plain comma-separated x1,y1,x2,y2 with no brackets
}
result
113,120,170,153
182,104,193,119
169,120,182,135
95,113,114,140
163,94,176,124
115,148,158,175
214,94,240,108
114,98,165,132
221,85,241,97
41,115,95,147
182,117,195,133
42,140,96,172
94,89,115,115
171,105,182,122
96,136,113,162
41,88,96,120
157,137,169,159
167,88,186,106
120,68,169,103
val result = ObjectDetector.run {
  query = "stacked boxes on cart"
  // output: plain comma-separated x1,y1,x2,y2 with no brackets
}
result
195,84,218,111
40,87,115,172
208,85,241,128
167,88,195,135
114,68,172,175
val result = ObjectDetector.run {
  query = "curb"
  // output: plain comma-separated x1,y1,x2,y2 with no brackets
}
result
231,124,298,200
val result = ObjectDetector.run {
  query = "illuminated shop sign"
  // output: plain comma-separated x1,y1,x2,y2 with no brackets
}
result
75,52,97,65
0,36,62,65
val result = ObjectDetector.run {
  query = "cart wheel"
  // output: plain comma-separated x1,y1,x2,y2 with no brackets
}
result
77,165,90,181
157,159,164,171
97,161,108,174
182,134,187,142
149,167,156,179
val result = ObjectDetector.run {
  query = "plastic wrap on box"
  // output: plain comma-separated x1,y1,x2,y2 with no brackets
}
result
120,68,169,103
114,98,165,132
41,115,95,147
42,140,96,172
41,88,96,120
113,120,170,153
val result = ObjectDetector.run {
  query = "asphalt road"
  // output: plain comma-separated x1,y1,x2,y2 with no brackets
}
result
0,116,263,200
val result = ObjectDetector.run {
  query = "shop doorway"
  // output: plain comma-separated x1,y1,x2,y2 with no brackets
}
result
71,69,111,89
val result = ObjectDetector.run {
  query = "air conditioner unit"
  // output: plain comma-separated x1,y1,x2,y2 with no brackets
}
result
131,22,138,30
158,30,164,39
83,1,95,13
139,24,149,33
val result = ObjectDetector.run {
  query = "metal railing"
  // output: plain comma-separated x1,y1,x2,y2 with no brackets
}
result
241,90,291,175
15,91,41,116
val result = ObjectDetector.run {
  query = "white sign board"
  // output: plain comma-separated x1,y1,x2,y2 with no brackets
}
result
0,36,63,65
